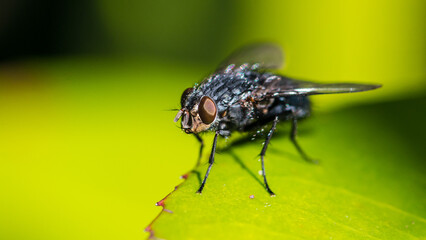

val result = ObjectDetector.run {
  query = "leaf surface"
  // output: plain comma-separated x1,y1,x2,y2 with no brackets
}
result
148,96,426,240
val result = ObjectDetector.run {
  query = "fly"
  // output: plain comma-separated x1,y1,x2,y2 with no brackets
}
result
174,43,381,196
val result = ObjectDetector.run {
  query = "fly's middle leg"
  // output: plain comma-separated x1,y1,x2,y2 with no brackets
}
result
260,116,279,196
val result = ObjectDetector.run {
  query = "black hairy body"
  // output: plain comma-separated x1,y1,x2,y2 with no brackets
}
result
174,43,381,195
184,64,310,136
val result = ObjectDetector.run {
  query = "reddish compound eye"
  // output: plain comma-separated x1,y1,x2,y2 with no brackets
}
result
198,96,217,124
181,88,194,107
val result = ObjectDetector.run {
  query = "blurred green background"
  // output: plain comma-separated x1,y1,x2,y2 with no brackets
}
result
0,0,424,239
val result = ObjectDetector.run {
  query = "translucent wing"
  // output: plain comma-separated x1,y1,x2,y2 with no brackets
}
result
216,43,284,72
253,76,381,99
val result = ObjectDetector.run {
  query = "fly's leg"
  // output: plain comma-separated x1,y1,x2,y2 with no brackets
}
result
194,134,204,167
290,117,318,164
260,116,279,196
197,132,219,194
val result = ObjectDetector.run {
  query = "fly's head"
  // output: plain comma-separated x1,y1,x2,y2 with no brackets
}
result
174,87,218,134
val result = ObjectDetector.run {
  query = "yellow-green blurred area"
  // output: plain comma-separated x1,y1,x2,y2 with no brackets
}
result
0,0,424,239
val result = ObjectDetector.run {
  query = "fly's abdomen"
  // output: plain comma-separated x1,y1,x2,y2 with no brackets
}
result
284,95,311,118
250,95,310,126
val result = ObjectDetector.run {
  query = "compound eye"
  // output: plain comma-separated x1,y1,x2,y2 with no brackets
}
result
181,88,194,107
198,96,217,124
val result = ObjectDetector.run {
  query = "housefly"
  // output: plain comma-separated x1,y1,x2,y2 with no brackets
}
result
174,43,381,196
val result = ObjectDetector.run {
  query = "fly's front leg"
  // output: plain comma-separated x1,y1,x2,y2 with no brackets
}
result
197,132,219,194
260,116,279,196
193,134,204,167
290,116,318,164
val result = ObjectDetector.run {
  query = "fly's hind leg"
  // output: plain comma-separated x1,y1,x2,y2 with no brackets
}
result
290,117,318,164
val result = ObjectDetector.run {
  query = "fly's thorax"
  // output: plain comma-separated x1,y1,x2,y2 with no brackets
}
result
176,70,266,134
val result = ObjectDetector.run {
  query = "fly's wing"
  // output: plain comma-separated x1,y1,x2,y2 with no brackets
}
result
253,76,381,99
216,43,284,72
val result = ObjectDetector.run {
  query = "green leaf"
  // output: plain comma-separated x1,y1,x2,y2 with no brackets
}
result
148,96,426,240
